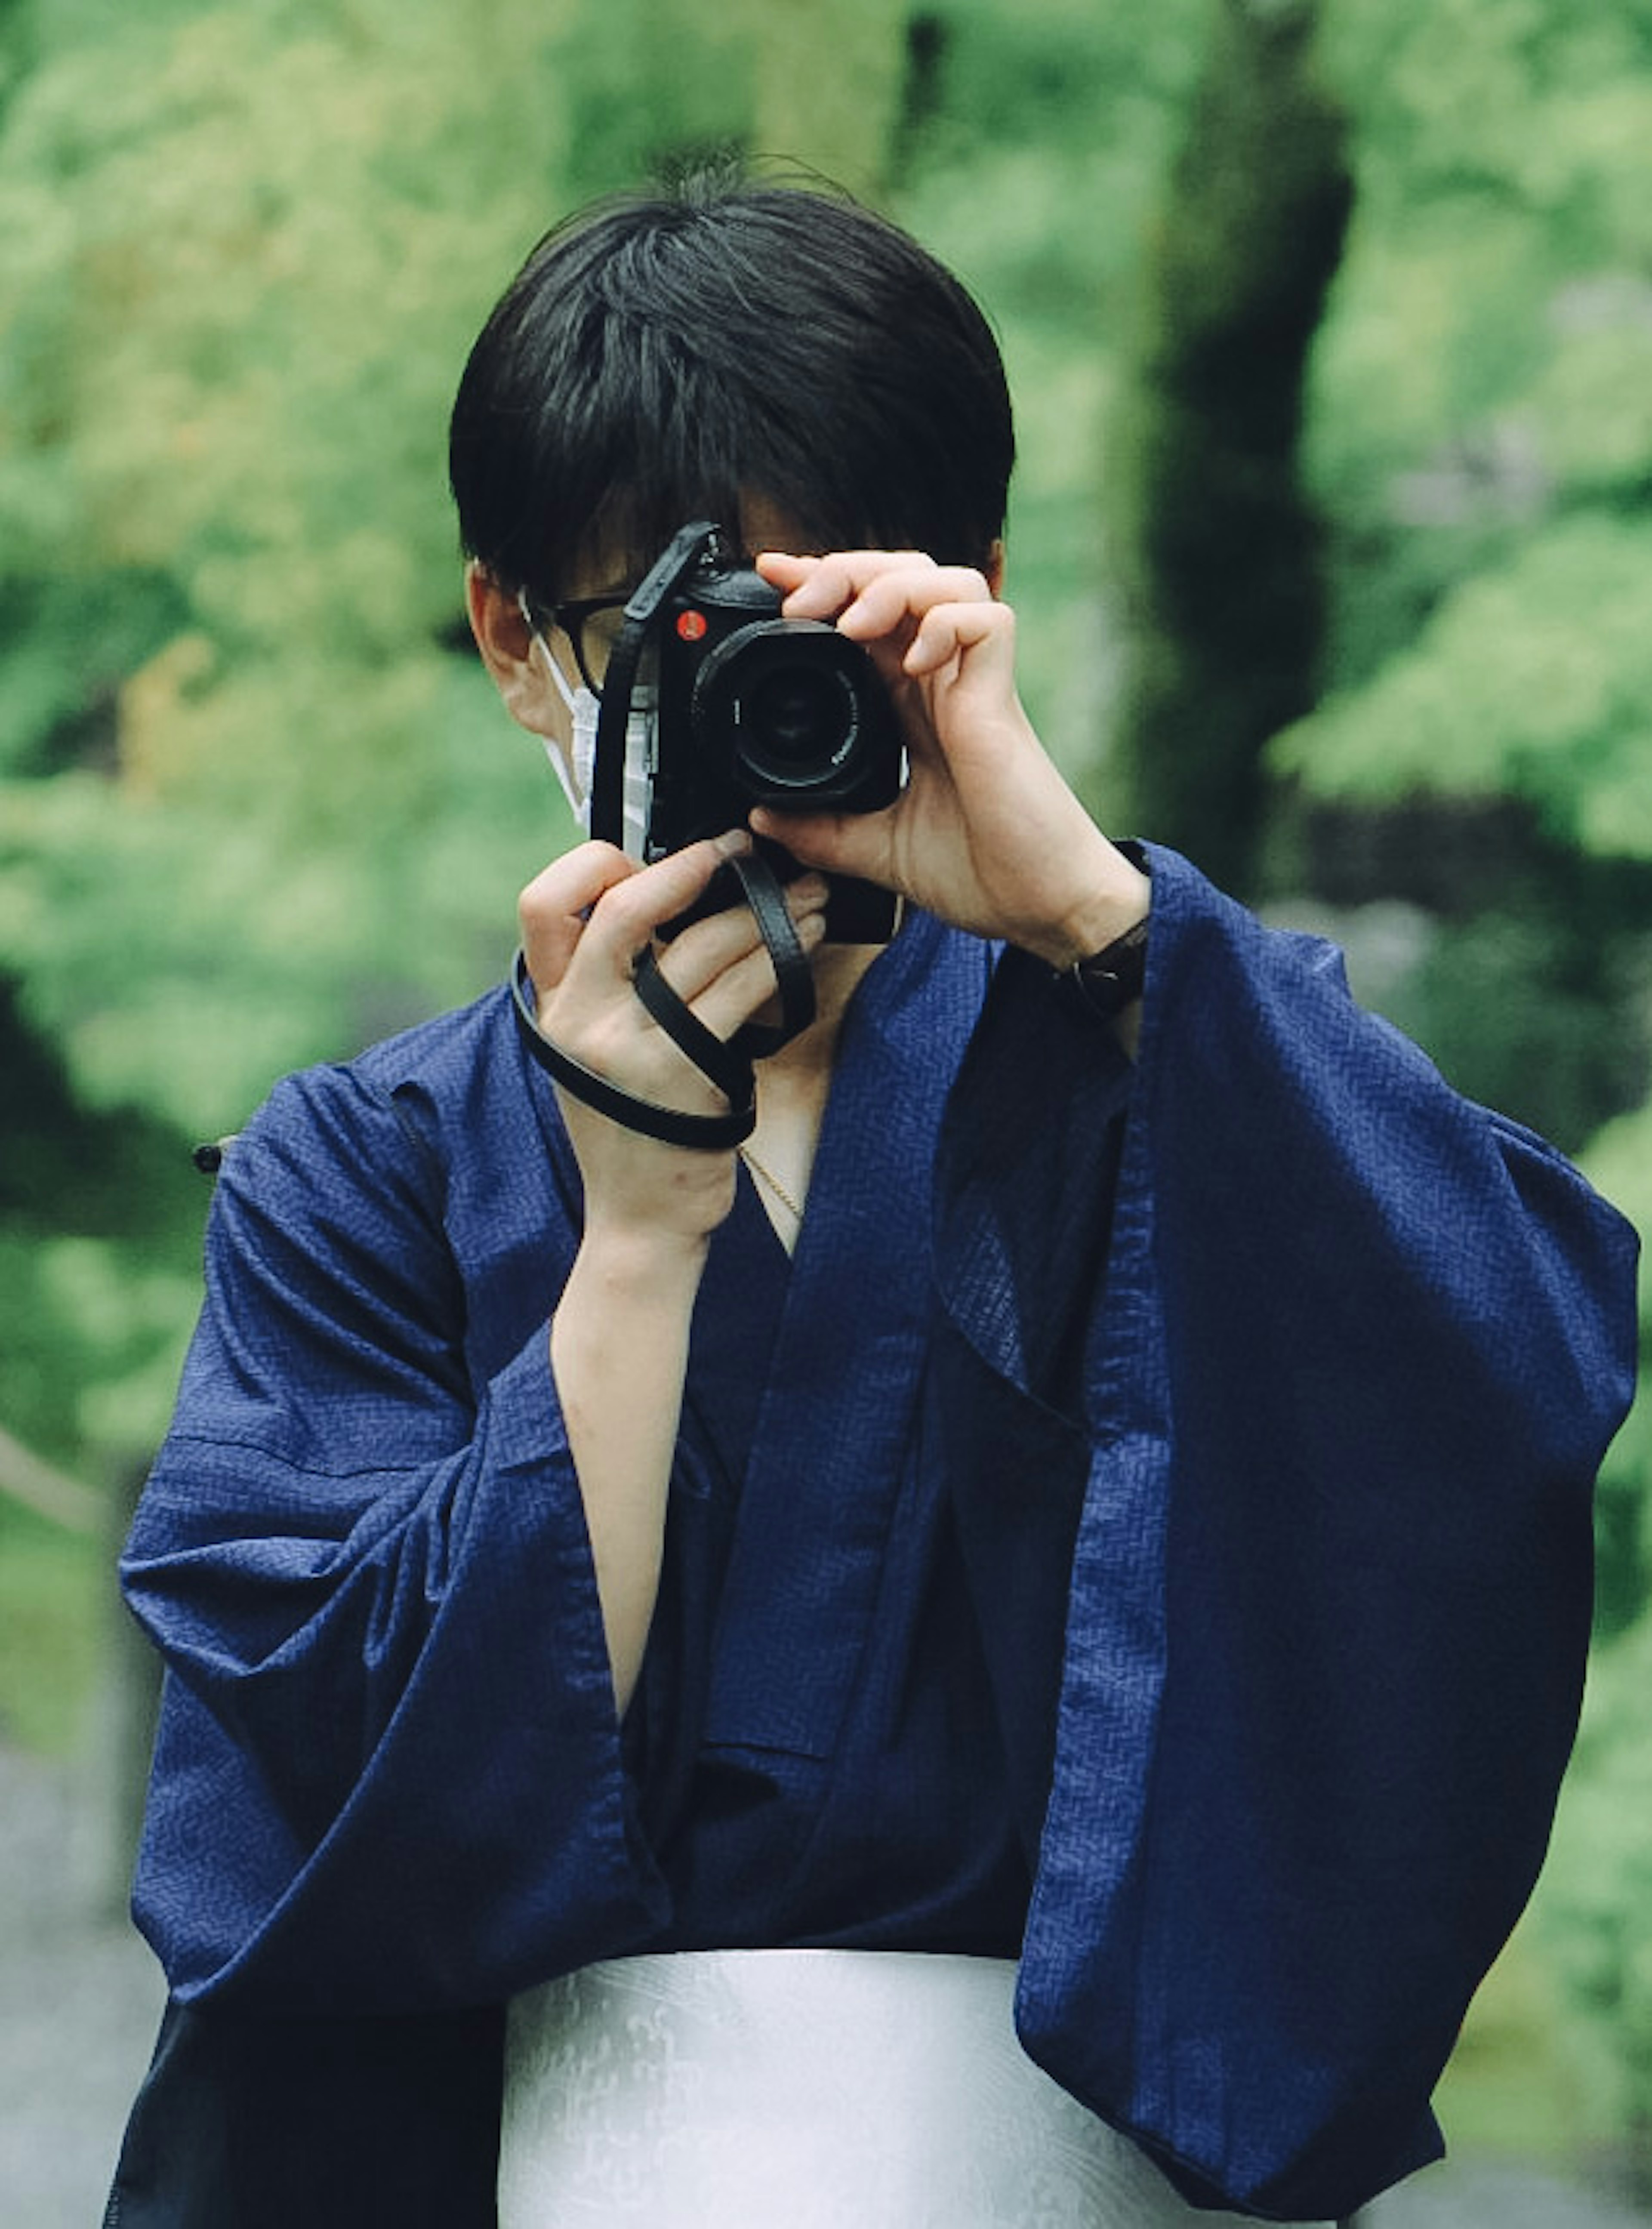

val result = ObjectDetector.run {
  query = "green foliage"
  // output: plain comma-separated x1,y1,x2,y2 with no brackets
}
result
0,1221,199,1469
1581,1100,1652,1573
1540,1124,1651,2137
1302,0,1652,699
1540,1607,1652,2181
552,0,907,200
1382,899,1649,1159
1430,1913,1593,2164
0,1504,105,1753
1273,515,1652,857
0,1,581,1131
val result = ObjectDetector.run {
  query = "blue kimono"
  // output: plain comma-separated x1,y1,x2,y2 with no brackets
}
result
108,847,1638,2226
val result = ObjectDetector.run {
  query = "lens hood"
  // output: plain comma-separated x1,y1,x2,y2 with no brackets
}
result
692,619,889,805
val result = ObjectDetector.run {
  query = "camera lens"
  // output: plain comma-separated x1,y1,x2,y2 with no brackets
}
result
693,622,873,798
741,664,856,785
691,617,900,812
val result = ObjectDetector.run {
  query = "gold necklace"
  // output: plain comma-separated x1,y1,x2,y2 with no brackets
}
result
740,1144,804,1224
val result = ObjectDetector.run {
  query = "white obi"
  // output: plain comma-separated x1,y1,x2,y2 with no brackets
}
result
500,1949,1321,2226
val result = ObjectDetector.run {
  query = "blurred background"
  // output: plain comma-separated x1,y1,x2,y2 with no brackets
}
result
1,0,1650,2218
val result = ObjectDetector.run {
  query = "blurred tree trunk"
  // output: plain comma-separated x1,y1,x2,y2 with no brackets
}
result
1105,0,1352,897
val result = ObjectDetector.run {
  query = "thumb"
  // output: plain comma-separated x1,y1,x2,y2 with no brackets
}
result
749,803,899,891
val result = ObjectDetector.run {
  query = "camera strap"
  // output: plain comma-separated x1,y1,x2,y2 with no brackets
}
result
510,836,817,1150
590,521,723,851
634,845,816,1068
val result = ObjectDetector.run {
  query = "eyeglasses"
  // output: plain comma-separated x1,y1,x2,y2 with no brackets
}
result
526,591,632,697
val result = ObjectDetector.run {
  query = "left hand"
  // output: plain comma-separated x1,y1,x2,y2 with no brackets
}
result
752,549,1148,968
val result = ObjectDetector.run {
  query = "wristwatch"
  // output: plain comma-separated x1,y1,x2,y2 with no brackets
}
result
1065,914,1150,1016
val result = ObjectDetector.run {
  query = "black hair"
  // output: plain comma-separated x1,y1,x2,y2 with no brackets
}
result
448,166,1015,602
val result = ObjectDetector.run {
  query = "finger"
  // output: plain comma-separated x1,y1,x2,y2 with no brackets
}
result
688,908,829,1040
754,551,820,592
759,548,933,624
518,842,637,988
579,830,753,976
902,597,1017,681
835,567,995,646
652,873,829,1005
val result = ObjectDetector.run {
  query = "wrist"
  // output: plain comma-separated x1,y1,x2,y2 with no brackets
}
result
573,1215,715,1300
1019,840,1152,972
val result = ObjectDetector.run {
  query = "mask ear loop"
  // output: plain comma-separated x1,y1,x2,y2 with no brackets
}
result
519,589,574,710
519,591,595,824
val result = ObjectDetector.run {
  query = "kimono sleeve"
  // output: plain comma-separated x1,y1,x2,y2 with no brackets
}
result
121,1055,669,2016
933,845,1640,2220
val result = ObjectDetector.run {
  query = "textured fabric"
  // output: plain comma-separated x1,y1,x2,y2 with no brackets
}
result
108,846,1640,2226
499,1952,1309,2226
937,860,1638,2216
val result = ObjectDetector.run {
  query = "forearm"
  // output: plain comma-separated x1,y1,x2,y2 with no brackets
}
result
550,1221,709,1714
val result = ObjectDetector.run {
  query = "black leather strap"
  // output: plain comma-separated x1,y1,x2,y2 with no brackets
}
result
724,847,817,1057
632,950,754,1107
626,847,816,1092
511,950,756,1149
1065,916,1149,1016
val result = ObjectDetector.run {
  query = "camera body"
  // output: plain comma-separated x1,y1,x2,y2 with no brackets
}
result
646,546,903,940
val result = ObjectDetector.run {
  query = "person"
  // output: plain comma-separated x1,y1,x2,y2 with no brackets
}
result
105,166,1637,2229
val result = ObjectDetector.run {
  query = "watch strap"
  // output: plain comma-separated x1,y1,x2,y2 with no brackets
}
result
1061,842,1151,1018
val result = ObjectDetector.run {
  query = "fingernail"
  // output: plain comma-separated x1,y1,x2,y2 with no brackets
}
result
715,829,752,857
792,874,829,906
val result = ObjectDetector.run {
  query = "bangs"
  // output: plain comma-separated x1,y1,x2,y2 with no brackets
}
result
509,313,882,600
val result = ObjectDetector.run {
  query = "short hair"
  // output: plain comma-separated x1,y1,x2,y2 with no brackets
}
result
448,167,1015,602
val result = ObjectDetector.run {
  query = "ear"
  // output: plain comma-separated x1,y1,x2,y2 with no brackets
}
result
465,561,559,735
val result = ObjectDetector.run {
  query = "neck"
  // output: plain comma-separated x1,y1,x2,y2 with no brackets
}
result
764,940,881,1087
742,937,883,1251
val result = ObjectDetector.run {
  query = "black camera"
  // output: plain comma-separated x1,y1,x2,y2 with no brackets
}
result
642,537,903,941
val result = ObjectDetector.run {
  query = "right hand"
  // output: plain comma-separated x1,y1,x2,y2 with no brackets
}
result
518,831,828,1246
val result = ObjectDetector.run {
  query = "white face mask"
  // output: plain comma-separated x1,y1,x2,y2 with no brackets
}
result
521,593,653,859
